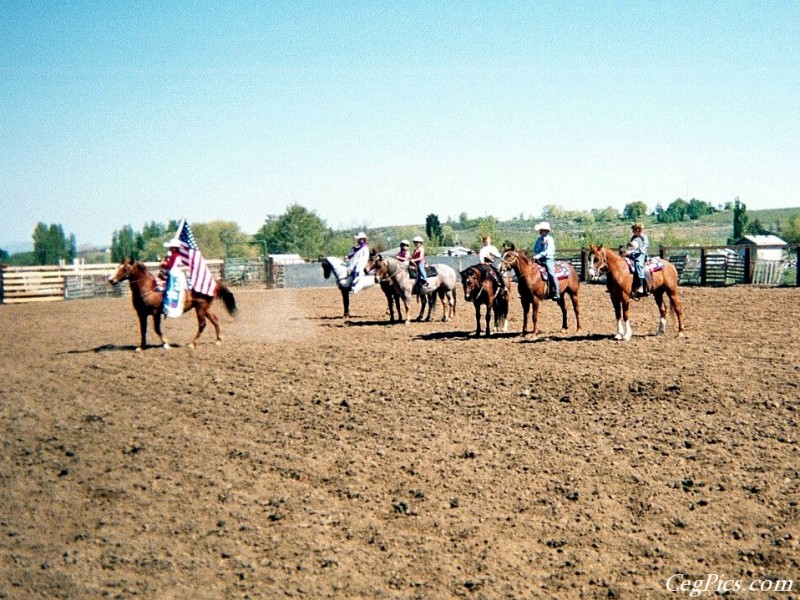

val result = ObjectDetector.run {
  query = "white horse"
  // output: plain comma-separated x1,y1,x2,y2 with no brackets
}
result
320,256,379,319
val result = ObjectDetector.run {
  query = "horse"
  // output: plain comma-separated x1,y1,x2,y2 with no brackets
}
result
320,256,380,319
460,264,509,336
108,258,237,351
364,254,456,323
498,248,581,335
587,244,685,340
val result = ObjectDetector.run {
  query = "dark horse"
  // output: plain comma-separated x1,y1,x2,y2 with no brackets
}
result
108,258,237,351
588,244,685,340
460,264,509,336
498,248,581,335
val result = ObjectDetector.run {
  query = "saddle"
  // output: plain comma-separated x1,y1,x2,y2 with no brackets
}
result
623,256,664,274
534,261,570,281
408,264,438,279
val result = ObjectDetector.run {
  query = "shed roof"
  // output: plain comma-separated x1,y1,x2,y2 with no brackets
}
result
735,234,787,246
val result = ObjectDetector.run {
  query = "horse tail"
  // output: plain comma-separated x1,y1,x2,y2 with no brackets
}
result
493,288,508,327
216,282,238,316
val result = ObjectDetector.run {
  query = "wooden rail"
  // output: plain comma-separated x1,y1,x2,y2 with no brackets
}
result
0,260,223,304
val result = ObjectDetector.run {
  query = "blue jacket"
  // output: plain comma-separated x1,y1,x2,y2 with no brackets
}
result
533,234,556,260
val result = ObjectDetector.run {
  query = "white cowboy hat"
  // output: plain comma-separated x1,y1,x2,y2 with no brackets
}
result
535,221,551,231
354,232,367,240
163,236,182,248
412,236,424,243
400,239,410,246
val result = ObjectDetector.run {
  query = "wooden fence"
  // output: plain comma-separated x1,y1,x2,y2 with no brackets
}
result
0,260,223,305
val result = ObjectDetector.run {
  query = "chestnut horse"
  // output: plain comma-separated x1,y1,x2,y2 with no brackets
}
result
587,244,685,340
460,264,509,336
498,248,581,336
108,259,237,351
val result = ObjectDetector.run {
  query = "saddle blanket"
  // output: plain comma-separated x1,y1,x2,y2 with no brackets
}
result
624,257,665,274
535,262,571,280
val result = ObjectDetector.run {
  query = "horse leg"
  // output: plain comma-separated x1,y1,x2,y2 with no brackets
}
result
570,288,581,332
206,309,222,344
611,296,625,340
558,295,568,332
473,302,482,336
137,312,148,352
484,301,492,336
153,311,170,348
190,307,208,348
530,296,541,336
425,293,435,322
654,289,667,336
667,287,686,337
521,299,530,335
340,288,350,319
621,298,632,341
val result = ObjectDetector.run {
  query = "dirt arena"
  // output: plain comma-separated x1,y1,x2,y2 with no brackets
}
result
1,281,798,599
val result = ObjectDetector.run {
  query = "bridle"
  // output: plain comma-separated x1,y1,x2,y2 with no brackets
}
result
588,248,609,279
463,267,486,302
112,262,163,303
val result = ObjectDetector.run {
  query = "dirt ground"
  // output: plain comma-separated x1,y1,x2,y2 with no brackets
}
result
1,281,798,599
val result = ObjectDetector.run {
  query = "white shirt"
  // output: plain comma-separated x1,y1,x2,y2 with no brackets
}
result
478,244,501,264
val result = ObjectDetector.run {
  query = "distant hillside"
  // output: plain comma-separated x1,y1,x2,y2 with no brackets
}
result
362,207,800,253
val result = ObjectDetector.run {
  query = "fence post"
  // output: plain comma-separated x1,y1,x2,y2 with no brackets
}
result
792,247,798,286
0,265,4,304
743,247,752,284
700,248,707,286
580,248,588,282
659,246,665,259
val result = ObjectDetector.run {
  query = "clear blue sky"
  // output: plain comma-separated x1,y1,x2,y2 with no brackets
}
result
2,1,799,248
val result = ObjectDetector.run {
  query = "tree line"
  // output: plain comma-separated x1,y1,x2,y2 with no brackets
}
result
3,198,799,266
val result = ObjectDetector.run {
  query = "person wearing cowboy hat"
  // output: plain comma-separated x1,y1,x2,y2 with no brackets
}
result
345,232,370,291
410,235,428,292
532,221,560,300
627,222,649,296
396,239,411,263
159,233,186,315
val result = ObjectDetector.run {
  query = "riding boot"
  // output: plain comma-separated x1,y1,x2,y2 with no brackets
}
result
549,275,560,300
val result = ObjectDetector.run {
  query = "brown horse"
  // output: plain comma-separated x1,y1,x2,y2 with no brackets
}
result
460,264,509,336
587,244,685,340
108,259,237,350
498,248,581,335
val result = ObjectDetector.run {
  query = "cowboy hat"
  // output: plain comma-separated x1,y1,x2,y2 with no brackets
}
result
412,236,424,243
163,236,182,248
354,232,367,240
535,221,551,231
400,239,410,246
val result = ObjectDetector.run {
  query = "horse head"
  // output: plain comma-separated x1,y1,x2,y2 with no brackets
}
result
320,257,333,279
108,258,134,285
498,250,519,277
461,266,484,302
587,244,608,280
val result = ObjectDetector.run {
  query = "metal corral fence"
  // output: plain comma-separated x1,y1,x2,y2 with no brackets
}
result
3,246,799,304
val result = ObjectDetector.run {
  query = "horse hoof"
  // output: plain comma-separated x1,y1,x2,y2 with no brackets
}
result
135,347,143,353
215,340,222,346
162,343,171,350
678,331,686,338
614,333,623,340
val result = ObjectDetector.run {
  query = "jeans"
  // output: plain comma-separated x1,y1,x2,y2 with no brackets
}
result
541,257,559,298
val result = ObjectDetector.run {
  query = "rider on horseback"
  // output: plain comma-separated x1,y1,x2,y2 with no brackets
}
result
478,235,506,292
532,222,560,300
396,239,410,263
410,236,428,293
346,232,370,292
628,223,649,297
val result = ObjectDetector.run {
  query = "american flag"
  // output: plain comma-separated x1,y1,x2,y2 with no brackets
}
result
175,218,218,297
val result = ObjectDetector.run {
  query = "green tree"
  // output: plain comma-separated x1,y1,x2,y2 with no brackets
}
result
0,248,8,263
781,215,800,243
657,199,688,223
425,214,443,245
732,197,749,240
686,198,716,220
111,225,144,262
622,201,648,221
254,204,327,257
33,222,76,265
591,206,620,222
